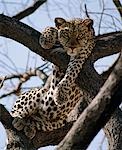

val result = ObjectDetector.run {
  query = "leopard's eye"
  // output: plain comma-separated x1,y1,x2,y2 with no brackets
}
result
77,32,85,40
63,31,69,37
77,35,82,41
60,30,69,38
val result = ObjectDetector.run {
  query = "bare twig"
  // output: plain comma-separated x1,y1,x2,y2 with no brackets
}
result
0,76,5,89
12,0,47,20
25,51,30,71
84,4,90,18
113,0,122,19
98,0,105,35
83,11,122,27
0,51,19,74
0,67,48,99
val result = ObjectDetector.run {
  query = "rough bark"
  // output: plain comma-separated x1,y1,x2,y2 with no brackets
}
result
0,14,122,149
56,53,122,150
104,108,122,150
0,15,122,67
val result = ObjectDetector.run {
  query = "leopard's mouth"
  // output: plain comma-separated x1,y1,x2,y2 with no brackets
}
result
67,52,77,57
66,47,81,57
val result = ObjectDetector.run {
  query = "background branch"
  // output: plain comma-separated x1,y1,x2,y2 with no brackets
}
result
12,0,47,20
0,67,48,99
113,0,122,19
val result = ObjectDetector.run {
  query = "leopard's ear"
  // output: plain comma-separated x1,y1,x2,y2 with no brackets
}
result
82,19,93,27
55,17,66,29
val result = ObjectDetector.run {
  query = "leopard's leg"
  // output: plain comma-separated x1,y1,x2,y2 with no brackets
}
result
54,56,88,105
12,65,64,132
11,88,48,119
23,119,36,139
38,64,65,116
50,64,65,91
12,117,25,131
54,43,95,105
40,116,68,131
39,27,58,49
11,88,48,139
12,117,36,139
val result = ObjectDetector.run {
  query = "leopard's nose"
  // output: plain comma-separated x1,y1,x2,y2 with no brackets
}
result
70,47,75,51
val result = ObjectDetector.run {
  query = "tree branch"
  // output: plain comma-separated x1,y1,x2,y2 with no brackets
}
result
113,0,122,19
0,14,121,67
0,103,74,149
93,31,122,61
56,52,122,150
0,104,36,150
0,14,122,149
0,67,48,99
12,0,47,20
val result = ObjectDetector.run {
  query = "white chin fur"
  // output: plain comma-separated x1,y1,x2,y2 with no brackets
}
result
67,52,77,57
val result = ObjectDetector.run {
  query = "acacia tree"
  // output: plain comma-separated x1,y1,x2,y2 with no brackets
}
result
0,0,122,150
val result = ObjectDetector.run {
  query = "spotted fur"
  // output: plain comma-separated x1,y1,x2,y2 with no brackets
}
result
11,17,95,139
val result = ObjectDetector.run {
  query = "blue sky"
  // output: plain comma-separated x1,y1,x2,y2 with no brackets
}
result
0,0,121,149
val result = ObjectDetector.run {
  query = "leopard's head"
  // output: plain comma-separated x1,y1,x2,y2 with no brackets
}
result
55,17,95,57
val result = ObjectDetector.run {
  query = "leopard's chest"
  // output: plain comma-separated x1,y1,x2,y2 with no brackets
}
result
38,86,82,121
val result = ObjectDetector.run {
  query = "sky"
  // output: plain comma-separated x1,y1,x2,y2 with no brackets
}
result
0,0,121,149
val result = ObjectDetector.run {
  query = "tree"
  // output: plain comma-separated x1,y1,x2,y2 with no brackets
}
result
0,0,122,149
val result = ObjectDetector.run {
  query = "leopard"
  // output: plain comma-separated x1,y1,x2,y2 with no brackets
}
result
11,17,95,139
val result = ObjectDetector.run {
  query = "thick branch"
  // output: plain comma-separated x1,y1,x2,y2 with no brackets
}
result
0,104,73,149
12,0,47,20
93,32,122,61
0,14,122,149
56,53,122,150
0,94,88,149
0,14,121,67
0,104,35,150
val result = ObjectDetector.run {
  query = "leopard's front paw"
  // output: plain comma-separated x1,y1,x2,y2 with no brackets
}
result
39,27,58,49
24,122,36,139
54,86,68,105
12,118,25,131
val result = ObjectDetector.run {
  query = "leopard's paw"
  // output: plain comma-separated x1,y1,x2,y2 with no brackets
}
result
12,118,25,131
39,27,58,49
24,123,36,139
